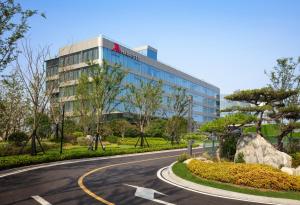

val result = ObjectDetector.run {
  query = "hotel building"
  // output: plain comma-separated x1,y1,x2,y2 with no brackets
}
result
46,35,220,123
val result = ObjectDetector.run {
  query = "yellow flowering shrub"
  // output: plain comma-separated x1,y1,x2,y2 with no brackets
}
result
187,159,300,191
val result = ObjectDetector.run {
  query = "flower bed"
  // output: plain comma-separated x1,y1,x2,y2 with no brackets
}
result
187,159,300,191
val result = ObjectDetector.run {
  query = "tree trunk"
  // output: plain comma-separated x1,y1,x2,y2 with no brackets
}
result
31,129,37,156
277,135,284,151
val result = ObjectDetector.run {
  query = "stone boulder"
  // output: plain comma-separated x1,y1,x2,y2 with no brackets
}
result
234,134,292,169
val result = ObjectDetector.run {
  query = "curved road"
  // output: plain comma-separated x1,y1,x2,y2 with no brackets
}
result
0,148,262,205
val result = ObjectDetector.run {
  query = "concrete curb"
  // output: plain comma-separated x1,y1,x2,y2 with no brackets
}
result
157,162,300,205
0,147,199,178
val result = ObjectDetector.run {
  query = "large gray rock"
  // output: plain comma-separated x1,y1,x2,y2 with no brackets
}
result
234,134,292,169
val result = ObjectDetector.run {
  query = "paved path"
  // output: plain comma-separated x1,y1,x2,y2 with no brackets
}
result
0,148,263,205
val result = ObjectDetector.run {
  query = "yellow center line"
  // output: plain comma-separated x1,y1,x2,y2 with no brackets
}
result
78,154,180,205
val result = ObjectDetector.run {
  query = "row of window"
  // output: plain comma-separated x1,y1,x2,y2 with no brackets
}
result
57,66,218,109
58,47,99,67
46,80,59,90
46,66,58,77
103,47,219,98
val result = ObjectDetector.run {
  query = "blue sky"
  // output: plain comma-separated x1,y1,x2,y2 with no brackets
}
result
20,0,300,93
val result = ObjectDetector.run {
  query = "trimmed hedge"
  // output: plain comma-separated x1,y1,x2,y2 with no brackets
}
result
0,144,187,170
187,159,300,191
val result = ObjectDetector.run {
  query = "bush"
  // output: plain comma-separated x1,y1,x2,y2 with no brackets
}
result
72,131,84,138
145,119,167,138
106,135,118,144
222,135,238,160
77,137,88,146
8,132,28,146
182,133,207,142
64,135,77,145
177,153,190,163
235,152,245,163
292,152,300,168
187,159,300,191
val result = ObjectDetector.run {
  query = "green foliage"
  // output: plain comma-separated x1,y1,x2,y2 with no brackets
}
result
165,116,188,144
124,79,163,133
224,87,298,105
64,119,82,135
8,132,28,146
177,152,190,162
0,0,44,71
77,137,88,146
235,152,245,163
167,86,189,117
109,119,133,139
292,153,300,168
0,141,187,170
145,119,167,138
106,135,118,144
200,113,257,134
26,113,51,138
222,135,238,160
72,131,84,138
182,132,208,142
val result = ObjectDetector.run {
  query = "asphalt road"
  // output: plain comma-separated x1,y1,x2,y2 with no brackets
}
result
0,148,263,205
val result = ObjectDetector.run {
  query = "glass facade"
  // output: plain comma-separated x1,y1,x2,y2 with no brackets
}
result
46,37,220,123
102,47,219,123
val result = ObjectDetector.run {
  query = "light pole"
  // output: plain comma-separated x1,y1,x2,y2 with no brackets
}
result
60,102,65,154
188,95,193,133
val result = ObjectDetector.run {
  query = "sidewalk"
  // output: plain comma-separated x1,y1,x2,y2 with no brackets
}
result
157,163,300,205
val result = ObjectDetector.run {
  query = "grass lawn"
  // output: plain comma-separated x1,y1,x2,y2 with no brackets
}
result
172,162,300,201
0,137,193,170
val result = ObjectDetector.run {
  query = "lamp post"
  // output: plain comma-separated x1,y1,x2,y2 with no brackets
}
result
60,102,65,154
188,95,193,133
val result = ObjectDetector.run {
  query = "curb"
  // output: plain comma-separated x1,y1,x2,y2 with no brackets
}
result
0,147,199,178
157,162,300,205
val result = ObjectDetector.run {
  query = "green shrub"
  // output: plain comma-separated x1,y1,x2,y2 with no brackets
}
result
64,135,77,145
8,132,28,146
72,131,84,138
77,137,88,146
177,152,190,162
187,159,300,191
222,135,238,160
106,135,118,144
235,152,245,163
292,152,300,168
182,133,207,142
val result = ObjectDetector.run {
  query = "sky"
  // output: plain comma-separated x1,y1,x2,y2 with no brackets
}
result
19,0,300,94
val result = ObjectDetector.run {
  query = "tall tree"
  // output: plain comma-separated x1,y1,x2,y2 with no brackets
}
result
124,79,163,147
88,60,126,150
164,86,190,144
74,72,93,134
0,70,28,139
16,40,53,155
0,0,44,71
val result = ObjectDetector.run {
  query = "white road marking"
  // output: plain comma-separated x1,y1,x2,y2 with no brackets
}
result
31,195,52,205
124,184,175,205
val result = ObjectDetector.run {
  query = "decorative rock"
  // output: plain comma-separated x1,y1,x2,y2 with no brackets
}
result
183,158,193,164
195,157,208,161
235,134,292,169
281,167,295,175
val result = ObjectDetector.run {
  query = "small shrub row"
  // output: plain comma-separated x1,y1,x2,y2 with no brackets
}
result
187,159,300,191
0,143,187,170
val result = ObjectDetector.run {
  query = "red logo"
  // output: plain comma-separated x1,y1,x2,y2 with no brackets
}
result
112,43,121,53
